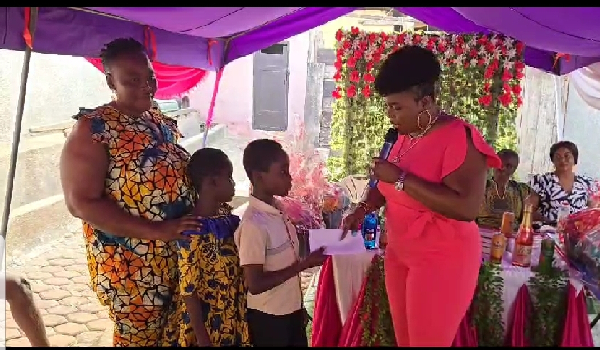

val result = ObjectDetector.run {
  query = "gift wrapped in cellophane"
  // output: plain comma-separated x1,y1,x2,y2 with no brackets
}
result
560,208,600,296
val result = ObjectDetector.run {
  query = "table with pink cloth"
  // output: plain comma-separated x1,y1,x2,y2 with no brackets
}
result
311,229,595,347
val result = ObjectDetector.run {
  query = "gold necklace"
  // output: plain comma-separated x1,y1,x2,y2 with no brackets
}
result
391,115,439,163
493,180,508,199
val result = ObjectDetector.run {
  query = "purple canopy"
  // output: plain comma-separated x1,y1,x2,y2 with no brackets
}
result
1,7,600,74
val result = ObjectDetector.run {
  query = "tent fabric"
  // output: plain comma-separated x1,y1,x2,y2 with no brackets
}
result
2,7,600,75
570,62,600,111
0,7,225,71
86,58,209,100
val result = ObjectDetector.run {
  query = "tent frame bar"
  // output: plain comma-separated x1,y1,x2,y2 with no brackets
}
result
0,8,39,251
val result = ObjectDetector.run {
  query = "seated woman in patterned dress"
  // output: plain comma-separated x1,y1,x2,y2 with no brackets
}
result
60,38,201,346
477,149,530,229
528,141,598,226
176,148,250,347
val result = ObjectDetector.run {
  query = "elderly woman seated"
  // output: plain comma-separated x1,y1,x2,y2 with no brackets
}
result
476,149,530,229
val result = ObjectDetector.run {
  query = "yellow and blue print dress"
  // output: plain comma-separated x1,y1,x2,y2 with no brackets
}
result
81,105,193,347
175,205,251,347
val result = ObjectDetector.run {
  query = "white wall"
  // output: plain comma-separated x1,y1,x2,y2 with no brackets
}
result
188,32,310,132
0,50,111,144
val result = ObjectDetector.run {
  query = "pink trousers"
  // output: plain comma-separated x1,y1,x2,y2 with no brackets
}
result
384,223,481,347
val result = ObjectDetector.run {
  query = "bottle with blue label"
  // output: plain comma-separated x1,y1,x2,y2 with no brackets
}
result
362,212,379,250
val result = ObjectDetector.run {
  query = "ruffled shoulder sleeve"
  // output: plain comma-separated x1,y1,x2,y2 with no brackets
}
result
440,119,502,178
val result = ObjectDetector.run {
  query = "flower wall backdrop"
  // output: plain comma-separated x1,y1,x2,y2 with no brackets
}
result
327,28,525,181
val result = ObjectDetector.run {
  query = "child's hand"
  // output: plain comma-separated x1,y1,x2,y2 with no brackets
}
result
301,247,327,269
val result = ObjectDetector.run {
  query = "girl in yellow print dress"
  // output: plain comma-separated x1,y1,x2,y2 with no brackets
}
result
176,148,250,347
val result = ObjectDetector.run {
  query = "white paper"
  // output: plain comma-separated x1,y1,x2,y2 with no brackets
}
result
308,229,367,256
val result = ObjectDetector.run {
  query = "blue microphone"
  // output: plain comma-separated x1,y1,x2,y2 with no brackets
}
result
369,128,399,188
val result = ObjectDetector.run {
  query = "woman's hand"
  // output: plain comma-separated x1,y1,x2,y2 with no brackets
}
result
154,215,202,241
371,158,403,184
340,207,368,240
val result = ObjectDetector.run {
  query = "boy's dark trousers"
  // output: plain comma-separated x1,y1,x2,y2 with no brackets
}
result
247,308,308,347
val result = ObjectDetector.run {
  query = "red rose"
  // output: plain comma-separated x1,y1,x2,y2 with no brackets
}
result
516,42,524,55
351,26,360,35
347,57,357,68
335,29,344,42
484,82,491,92
512,84,522,95
362,85,371,98
372,53,382,63
332,87,342,99
346,85,357,98
364,73,375,83
353,50,362,60
478,94,493,107
366,62,374,71
343,40,351,50
515,61,525,71
502,69,513,81
333,71,342,81
499,92,512,107
470,49,478,58
349,70,360,83
368,32,377,44
484,68,495,79
336,49,344,59
334,59,343,70
516,70,525,79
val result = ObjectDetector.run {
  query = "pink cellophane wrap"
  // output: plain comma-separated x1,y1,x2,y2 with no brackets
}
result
561,284,594,347
273,116,346,229
451,308,478,347
507,284,532,347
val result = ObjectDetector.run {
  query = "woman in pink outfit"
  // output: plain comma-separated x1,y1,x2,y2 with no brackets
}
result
343,46,502,347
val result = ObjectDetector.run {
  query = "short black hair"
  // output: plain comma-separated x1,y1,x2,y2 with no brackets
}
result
100,38,147,72
187,148,231,192
374,45,441,99
498,149,519,161
550,141,579,164
243,139,286,182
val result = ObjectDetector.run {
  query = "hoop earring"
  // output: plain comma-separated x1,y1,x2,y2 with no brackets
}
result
417,109,433,131
110,90,117,102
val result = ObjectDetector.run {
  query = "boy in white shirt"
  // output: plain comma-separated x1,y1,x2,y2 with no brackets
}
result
235,139,326,347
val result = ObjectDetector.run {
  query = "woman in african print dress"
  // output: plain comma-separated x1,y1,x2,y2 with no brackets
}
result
175,148,250,347
477,149,530,229
60,38,201,346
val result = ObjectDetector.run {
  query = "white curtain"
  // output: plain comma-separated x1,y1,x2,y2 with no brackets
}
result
570,62,600,111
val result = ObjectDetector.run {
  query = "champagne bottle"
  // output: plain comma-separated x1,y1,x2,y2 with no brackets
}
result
512,204,534,267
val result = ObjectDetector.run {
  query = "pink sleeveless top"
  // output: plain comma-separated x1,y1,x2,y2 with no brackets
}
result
377,118,501,256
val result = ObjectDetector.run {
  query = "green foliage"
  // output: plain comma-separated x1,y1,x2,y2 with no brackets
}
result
473,262,505,346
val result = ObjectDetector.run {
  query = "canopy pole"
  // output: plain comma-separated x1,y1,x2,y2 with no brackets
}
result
201,40,230,148
1,8,39,249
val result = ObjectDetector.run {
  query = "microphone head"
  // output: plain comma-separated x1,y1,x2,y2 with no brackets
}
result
384,128,399,143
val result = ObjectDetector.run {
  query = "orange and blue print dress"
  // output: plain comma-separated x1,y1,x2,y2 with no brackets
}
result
175,205,251,347
81,105,194,347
